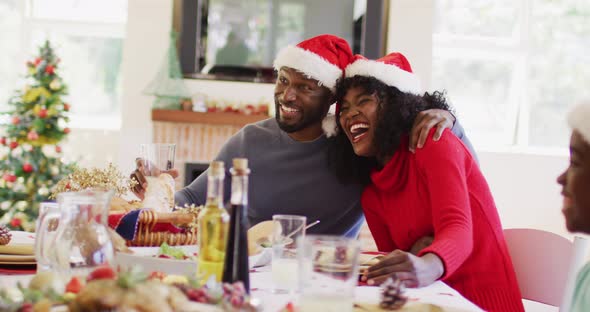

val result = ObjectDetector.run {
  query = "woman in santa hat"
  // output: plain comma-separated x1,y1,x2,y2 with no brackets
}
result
327,53,524,311
558,101,590,312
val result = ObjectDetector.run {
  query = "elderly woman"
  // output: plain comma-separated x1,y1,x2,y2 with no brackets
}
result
327,53,524,311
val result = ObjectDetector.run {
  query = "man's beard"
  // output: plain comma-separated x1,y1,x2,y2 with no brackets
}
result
275,98,326,133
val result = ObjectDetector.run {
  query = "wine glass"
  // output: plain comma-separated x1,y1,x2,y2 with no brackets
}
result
298,235,361,312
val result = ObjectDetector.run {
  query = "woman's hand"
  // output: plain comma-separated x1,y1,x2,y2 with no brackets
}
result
409,109,455,152
362,250,444,287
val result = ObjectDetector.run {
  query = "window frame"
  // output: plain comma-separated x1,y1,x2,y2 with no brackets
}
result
0,0,126,130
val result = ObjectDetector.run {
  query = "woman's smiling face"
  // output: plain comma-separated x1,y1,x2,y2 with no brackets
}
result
338,86,380,157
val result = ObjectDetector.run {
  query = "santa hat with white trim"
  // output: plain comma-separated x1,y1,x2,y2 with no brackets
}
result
345,52,421,94
273,34,353,92
568,101,590,144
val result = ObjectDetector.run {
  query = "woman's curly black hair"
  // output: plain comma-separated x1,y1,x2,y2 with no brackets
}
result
327,75,451,185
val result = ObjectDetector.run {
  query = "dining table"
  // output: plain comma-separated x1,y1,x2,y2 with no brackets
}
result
0,265,484,312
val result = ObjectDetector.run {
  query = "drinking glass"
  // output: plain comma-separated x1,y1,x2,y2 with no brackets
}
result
138,143,176,177
138,143,176,210
271,214,306,293
35,202,60,272
54,189,115,277
298,235,361,312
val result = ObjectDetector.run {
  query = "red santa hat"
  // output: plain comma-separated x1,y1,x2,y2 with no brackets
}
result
273,34,352,92
344,52,421,94
568,101,590,144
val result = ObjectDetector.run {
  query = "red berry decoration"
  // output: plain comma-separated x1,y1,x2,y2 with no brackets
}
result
11,116,20,125
45,65,55,74
9,141,18,150
55,146,62,153
63,103,70,111
65,276,84,294
87,266,117,281
34,57,42,65
0,137,6,145
63,127,71,134
27,131,39,141
22,163,33,173
10,218,22,228
38,108,48,118
3,174,16,183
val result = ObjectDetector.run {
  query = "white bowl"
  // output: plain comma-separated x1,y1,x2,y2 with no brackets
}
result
115,245,272,276
115,246,198,276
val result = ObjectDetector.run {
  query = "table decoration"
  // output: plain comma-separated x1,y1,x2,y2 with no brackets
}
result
50,163,201,247
0,225,11,245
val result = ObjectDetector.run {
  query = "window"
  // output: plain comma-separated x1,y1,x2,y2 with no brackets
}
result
431,0,590,150
0,0,127,129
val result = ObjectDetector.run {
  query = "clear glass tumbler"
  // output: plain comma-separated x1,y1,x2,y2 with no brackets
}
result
298,235,361,312
138,143,176,176
271,214,306,293
35,202,60,272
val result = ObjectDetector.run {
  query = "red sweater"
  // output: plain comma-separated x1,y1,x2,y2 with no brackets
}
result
362,130,524,312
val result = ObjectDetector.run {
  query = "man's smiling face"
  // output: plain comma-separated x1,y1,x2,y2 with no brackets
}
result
274,67,332,137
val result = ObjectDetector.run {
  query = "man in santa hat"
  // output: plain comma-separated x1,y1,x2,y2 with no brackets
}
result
134,34,474,237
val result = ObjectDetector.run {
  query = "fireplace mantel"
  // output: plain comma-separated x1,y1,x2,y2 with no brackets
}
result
151,109,268,127
151,109,269,188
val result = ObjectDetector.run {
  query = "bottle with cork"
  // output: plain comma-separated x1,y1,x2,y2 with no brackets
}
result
222,158,251,293
197,160,229,282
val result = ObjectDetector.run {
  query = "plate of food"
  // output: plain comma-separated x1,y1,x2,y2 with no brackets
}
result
115,243,198,276
0,266,259,312
247,221,274,268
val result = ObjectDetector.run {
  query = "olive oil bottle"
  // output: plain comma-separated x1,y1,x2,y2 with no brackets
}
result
197,161,229,282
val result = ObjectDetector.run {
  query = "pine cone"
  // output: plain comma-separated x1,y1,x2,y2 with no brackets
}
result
0,225,11,245
380,275,408,310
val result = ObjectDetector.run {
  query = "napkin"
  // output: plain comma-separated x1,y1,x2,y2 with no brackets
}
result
108,209,184,241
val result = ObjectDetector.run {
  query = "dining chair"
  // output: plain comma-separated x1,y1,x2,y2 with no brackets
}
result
503,228,588,311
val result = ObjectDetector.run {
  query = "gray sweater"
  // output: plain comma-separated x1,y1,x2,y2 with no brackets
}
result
175,118,475,237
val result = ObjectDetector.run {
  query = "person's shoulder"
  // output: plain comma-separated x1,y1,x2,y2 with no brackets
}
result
414,128,472,164
229,117,280,144
241,118,280,137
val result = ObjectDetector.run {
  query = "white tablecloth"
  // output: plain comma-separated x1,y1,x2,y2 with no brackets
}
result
1,268,483,312
249,266,483,312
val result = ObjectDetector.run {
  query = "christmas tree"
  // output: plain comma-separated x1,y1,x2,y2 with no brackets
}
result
0,40,75,231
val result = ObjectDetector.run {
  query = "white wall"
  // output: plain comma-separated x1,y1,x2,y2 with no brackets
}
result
76,0,571,239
